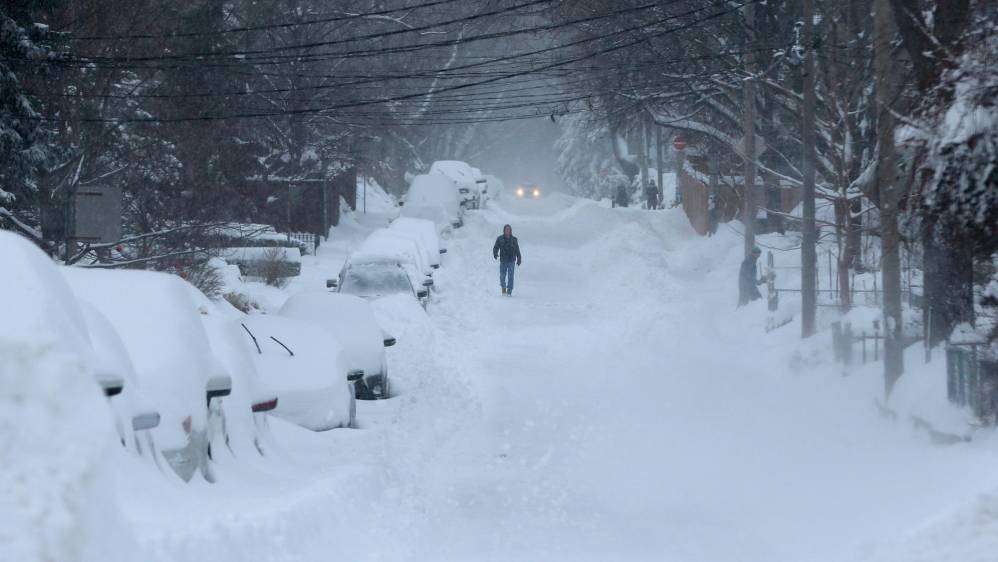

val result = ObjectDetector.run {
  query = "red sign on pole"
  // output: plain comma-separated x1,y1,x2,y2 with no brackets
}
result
673,135,687,151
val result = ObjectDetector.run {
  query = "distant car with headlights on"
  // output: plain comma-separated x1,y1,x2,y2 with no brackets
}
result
515,183,542,199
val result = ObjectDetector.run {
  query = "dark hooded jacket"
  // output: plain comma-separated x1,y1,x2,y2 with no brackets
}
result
493,226,522,264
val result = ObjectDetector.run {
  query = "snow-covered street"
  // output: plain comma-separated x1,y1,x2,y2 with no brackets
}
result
116,194,998,562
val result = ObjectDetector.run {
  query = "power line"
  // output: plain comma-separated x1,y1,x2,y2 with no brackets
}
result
37,0,764,124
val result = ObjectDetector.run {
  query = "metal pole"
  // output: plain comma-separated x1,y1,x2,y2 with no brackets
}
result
800,0,818,338
741,0,758,260
363,174,367,214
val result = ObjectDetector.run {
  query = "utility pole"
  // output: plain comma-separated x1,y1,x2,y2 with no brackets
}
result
874,0,904,394
741,1,758,258
655,122,664,206
801,0,818,338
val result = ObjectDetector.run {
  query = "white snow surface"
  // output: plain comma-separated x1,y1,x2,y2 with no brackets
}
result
7,194,998,562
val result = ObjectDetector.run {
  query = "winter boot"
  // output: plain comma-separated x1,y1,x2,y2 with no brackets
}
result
501,288,506,296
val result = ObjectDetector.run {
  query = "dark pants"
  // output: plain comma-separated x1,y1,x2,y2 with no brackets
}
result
499,260,516,293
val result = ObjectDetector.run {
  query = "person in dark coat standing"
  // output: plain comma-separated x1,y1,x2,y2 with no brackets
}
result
493,224,522,296
738,246,765,306
645,179,659,210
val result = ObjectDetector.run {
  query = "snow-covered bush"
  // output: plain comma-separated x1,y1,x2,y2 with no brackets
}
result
911,21,998,252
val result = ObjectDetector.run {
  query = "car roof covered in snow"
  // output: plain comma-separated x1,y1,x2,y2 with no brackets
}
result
390,217,441,256
406,174,462,210
351,228,431,276
429,160,476,186
279,292,384,376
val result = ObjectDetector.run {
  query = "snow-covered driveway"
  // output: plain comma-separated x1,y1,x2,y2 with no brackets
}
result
130,193,998,562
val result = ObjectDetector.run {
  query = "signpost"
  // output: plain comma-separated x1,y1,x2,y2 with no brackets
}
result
673,134,686,206
72,185,122,244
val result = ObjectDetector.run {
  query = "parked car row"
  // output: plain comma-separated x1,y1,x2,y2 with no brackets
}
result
330,216,445,311
397,160,500,233
1,230,397,484
0,162,490,485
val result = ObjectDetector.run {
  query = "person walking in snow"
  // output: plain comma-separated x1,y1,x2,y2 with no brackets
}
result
493,224,522,296
738,246,765,306
645,179,659,210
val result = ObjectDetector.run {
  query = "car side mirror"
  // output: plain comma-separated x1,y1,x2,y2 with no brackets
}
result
131,411,161,431
347,369,365,382
383,336,397,347
206,375,233,405
98,375,125,398
439,248,447,254
326,278,338,289
417,289,428,299
398,201,405,207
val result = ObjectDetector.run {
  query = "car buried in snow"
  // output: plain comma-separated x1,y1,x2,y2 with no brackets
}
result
63,268,233,483
399,173,465,231
0,232,161,460
328,262,430,308
239,314,356,431
76,301,163,457
429,160,482,210
184,286,281,458
280,292,396,400
389,217,445,269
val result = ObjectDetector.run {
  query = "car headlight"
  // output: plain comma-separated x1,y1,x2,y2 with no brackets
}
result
516,187,524,197
533,189,541,198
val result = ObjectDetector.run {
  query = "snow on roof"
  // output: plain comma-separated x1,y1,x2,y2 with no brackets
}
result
390,217,441,257
407,174,461,210
0,231,92,354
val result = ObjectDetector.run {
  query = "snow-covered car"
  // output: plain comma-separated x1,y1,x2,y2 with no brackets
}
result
329,262,430,308
0,232,148,443
280,292,396,400
400,173,464,230
184,287,280,458
471,166,489,204
390,217,445,269
239,314,356,431
0,232,139,560
352,228,435,289
76,300,162,456
63,268,232,483
429,160,482,209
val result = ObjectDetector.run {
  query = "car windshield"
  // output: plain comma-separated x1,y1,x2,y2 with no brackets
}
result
340,267,412,298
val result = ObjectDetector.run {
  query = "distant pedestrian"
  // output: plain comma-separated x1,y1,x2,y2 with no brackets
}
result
645,180,659,210
492,224,522,296
738,246,765,306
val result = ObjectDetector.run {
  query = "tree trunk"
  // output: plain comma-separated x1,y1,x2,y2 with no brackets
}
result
801,0,818,338
741,1,758,258
655,124,664,205
639,115,649,203
874,0,904,395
